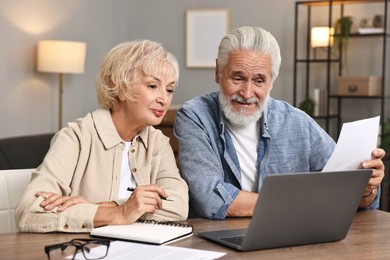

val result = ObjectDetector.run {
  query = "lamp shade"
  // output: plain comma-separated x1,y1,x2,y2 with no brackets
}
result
311,27,334,48
37,40,87,74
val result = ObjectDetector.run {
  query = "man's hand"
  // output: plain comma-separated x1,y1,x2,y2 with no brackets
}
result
227,190,258,217
359,148,386,208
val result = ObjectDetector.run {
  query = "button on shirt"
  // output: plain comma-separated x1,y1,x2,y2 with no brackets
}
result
118,141,137,203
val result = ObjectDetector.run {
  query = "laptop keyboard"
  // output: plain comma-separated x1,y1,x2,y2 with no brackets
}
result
221,235,245,246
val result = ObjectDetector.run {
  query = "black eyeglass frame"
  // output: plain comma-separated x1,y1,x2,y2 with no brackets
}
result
44,238,110,260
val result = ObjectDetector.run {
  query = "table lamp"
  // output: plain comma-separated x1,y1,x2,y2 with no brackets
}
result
311,27,334,58
37,40,87,129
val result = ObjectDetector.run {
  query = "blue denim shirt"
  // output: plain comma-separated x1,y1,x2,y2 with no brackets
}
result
174,91,379,219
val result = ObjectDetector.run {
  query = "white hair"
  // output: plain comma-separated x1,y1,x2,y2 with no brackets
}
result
217,26,281,84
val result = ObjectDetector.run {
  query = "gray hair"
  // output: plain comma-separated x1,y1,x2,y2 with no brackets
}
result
96,40,179,109
217,26,281,83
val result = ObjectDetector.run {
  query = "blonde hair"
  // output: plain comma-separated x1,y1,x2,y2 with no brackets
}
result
96,40,179,109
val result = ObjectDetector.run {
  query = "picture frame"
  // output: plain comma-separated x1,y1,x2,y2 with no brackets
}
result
186,8,231,68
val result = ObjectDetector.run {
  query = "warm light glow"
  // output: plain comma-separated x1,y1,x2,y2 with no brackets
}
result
0,2,78,34
37,40,87,74
311,27,334,48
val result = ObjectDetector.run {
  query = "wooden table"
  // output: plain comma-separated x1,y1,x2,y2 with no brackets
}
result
1,210,390,259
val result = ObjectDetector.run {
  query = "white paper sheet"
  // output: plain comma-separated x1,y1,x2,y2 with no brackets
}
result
71,241,226,260
322,116,380,172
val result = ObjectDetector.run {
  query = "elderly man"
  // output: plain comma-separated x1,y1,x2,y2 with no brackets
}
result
174,26,384,219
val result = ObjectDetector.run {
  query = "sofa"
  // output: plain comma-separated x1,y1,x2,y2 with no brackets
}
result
0,133,54,170
0,113,178,171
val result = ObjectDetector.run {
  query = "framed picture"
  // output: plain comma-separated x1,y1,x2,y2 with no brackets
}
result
186,8,231,68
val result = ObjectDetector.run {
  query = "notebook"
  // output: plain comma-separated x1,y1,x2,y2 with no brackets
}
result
198,169,372,251
91,220,193,245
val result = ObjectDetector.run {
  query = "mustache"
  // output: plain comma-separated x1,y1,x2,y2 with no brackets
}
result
230,94,259,104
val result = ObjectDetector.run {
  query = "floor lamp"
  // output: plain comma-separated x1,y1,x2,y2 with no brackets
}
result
37,40,87,130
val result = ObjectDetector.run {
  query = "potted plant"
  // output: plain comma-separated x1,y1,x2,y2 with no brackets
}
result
298,97,316,116
380,116,390,210
334,16,354,75
380,117,390,156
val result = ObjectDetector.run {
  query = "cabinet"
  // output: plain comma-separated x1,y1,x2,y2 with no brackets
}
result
155,108,179,164
293,0,389,210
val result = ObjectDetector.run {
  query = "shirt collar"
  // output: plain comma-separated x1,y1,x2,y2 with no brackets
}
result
92,108,122,149
92,108,150,150
134,127,149,150
261,101,271,138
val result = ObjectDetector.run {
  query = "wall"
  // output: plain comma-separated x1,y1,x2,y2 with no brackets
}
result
0,0,133,138
128,0,295,107
0,0,387,139
0,0,295,138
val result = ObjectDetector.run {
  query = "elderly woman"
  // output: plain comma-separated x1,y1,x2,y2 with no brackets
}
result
15,40,188,233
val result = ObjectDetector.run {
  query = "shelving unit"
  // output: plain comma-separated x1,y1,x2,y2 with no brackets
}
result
293,0,389,211
293,0,389,138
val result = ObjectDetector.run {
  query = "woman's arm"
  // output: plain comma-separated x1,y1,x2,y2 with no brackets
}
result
15,128,97,233
36,183,175,227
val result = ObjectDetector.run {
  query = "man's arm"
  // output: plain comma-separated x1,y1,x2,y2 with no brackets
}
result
174,103,241,219
227,190,258,217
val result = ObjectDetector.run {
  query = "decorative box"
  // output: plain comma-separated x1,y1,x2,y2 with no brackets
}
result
337,76,381,96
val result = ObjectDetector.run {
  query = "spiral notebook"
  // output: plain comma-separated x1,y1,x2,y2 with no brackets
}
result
90,220,193,245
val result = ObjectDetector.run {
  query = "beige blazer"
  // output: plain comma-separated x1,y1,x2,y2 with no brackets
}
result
15,108,188,233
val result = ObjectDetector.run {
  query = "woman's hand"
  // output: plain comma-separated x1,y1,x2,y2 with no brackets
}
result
35,192,90,212
117,184,169,224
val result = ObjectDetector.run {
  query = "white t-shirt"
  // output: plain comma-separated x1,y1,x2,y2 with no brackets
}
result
118,141,137,200
225,120,260,192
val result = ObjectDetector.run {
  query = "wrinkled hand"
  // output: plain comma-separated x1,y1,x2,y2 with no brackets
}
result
119,184,169,223
361,148,385,196
36,191,90,212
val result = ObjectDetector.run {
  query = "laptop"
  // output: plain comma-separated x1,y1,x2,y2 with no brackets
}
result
198,169,372,251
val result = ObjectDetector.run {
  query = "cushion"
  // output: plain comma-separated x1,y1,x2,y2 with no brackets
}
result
0,169,34,233
0,133,54,170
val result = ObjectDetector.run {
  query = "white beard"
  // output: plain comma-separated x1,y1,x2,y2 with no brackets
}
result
218,91,269,126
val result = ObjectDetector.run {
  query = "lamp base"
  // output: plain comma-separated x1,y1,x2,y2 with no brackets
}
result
58,73,63,130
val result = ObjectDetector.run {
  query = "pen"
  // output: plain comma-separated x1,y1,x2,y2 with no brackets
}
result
127,187,174,201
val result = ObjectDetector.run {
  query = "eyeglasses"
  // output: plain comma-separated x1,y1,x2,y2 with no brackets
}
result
45,238,110,260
